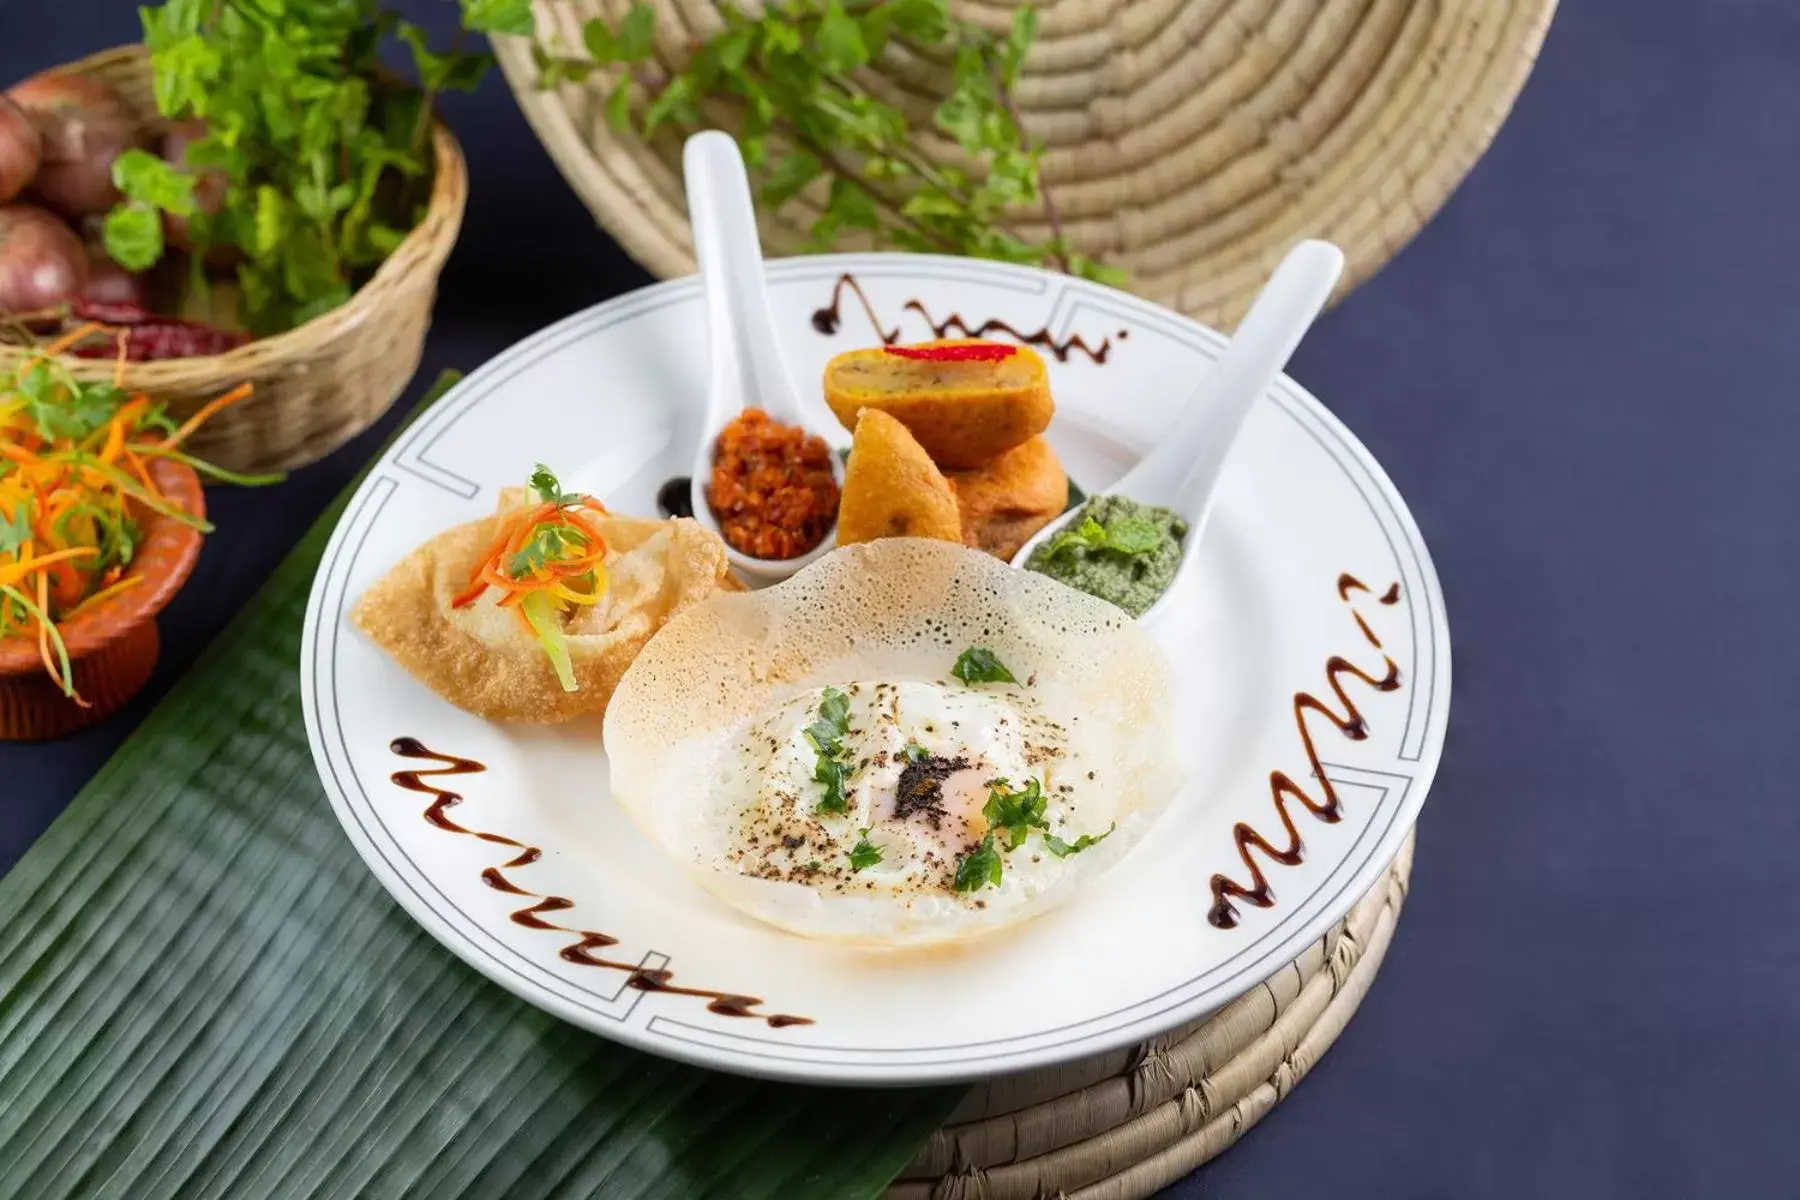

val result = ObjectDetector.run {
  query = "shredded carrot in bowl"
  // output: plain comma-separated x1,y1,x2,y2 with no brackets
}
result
0,330,276,702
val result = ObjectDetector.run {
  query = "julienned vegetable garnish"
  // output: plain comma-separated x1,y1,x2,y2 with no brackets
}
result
104,0,501,334
520,0,1126,284
450,464,611,693
0,324,267,700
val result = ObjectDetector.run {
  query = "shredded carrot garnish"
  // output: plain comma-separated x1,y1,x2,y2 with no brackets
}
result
40,322,104,359
160,382,254,451
450,475,611,635
1,346,258,701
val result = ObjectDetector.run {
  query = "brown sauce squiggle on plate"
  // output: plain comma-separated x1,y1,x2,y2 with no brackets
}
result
388,737,812,1027
810,272,1121,365
1207,578,1405,930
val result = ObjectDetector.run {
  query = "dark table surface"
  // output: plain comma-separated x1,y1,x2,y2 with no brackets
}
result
6,3,1796,1196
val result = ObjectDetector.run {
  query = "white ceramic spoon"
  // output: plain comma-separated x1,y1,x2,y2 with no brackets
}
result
683,131,845,580
1011,239,1345,624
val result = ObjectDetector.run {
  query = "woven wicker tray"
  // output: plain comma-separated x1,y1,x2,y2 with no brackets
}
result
496,1,1553,326
890,830,1414,1198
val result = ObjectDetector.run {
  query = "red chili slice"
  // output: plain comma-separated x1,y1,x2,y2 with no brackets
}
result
883,343,1019,362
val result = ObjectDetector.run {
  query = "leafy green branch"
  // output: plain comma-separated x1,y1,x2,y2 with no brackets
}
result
512,0,1125,284
113,0,504,334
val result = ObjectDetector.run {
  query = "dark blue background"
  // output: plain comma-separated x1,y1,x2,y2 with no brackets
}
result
5,3,1794,1195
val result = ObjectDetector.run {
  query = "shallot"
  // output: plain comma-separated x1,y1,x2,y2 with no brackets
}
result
0,94,40,204
7,72,140,217
0,203,86,312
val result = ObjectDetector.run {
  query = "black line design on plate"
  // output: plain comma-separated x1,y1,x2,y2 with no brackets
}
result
388,737,812,1029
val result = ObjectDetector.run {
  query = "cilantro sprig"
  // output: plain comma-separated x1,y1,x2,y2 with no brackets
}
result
953,834,1003,892
805,687,856,814
520,1,1124,284
952,776,1111,892
952,647,1016,685
849,830,883,871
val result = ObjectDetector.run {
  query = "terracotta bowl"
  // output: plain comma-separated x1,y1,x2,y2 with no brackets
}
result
0,459,206,741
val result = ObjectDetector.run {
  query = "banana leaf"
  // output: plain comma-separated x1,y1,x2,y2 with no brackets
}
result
0,404,961,1199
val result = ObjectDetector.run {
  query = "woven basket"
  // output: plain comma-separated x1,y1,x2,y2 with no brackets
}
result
892,831,1414,1199
494,1,1553,328
0,46,467,474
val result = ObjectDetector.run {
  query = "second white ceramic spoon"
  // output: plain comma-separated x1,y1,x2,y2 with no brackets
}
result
1011,239,1345,624
683,131,844,580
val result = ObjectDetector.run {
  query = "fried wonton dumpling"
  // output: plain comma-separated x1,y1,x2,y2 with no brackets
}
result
836,408,963,547
351,494,735,723
945,435,1068,561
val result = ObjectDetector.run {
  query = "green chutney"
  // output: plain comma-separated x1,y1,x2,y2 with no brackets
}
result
1024,495,1187,617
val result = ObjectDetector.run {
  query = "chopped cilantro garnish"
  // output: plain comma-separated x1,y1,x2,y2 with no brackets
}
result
902,742,929,763
981,777,1048,850
952,647,1016,685
953,834,1003,892
849,830,883,871
1043,514,1161,560
1045,825,1115,857
966,776,1113,879
805,687,855,814
527,462,581,506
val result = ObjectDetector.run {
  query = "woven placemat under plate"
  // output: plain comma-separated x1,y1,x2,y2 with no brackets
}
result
495,1,1553,327
888,830,1414,1199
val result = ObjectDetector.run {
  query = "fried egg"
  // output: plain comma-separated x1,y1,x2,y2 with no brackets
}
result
604,539,1183,946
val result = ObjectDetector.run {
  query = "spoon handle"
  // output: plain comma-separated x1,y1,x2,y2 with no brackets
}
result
683,131,798,419
1177,240,1342,520
1129,240,1344,528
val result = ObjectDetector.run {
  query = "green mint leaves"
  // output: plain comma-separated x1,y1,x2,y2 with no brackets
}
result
952,647,1016,685
1044,514,1162,561
524,0,1124,283
121,1,491,333
805,687,855,814
460,0,535,36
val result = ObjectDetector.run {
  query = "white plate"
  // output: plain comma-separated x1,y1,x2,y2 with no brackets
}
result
301,253,1450,1086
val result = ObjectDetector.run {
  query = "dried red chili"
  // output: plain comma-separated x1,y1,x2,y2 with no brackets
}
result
884,343,1018,363
63,299,250,361
706,409,839,560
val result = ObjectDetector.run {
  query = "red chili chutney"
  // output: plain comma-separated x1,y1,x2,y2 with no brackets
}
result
706,409,839,559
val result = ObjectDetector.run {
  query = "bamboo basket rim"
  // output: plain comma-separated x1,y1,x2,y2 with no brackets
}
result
491,1,1555,328
0,44,468,386
888,830,1415,1199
